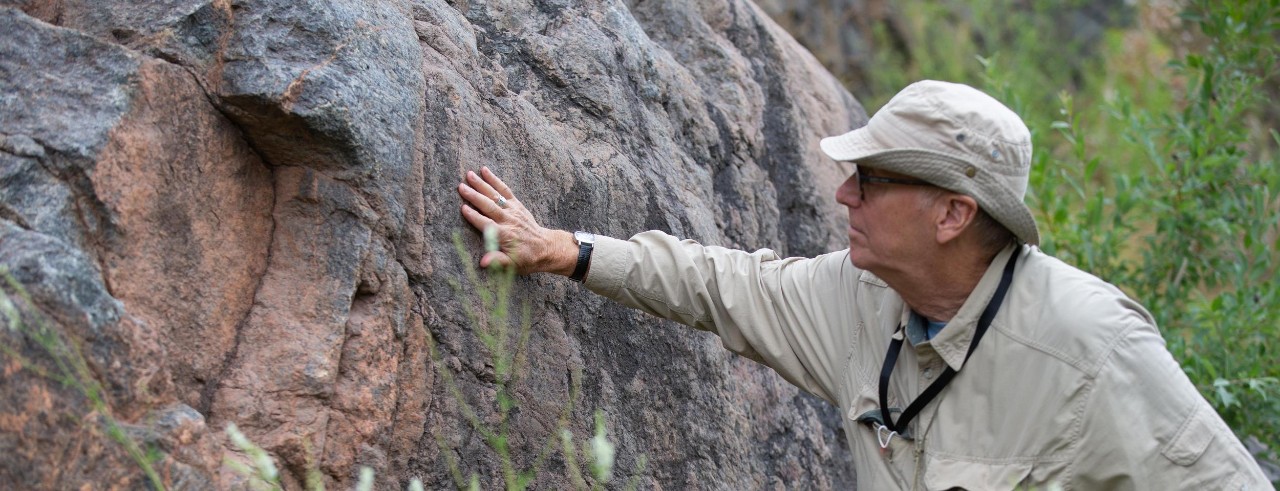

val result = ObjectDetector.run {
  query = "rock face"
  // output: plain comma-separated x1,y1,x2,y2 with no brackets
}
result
0,0,864,488
756,0,887,94
756,0,1132,102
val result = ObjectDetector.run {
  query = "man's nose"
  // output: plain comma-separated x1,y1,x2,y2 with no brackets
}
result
836,175,861,207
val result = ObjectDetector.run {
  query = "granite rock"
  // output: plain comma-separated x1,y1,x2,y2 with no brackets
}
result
0,0,864,488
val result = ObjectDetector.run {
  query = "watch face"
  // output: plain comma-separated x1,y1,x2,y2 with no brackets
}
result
574,230,596,244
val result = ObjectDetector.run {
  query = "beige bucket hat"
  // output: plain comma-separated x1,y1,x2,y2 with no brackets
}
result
820,80,1040,245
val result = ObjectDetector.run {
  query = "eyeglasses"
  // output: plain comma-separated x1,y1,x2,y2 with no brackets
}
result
854,170,932,201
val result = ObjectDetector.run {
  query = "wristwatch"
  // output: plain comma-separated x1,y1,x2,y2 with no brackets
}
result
570,231,595,282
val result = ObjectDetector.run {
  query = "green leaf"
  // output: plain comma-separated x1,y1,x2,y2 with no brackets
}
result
1214,379,1239,408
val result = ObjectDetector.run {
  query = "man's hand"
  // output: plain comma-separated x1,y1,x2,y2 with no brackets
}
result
457,167,578,276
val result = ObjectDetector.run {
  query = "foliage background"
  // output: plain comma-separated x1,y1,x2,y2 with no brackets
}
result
772,0,1280,466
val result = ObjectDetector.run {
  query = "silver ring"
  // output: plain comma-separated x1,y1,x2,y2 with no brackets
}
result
494,195,508,208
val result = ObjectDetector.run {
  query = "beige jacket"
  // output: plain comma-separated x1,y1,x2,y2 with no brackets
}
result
584,231,1271,490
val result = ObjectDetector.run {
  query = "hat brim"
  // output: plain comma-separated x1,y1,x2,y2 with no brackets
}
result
821,131,1041,246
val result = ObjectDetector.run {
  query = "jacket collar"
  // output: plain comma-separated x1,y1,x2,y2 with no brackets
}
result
920,244,1021,371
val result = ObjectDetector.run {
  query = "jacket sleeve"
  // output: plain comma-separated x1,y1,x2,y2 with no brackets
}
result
1069,320,1271,490
582,230,856,404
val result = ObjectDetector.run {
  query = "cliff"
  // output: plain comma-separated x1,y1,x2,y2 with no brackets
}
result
0,0,865,488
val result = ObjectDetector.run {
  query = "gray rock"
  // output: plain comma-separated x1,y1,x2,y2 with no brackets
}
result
0,1,865,488
0,8,138,253
0,8,139,160
1245,435,1280,483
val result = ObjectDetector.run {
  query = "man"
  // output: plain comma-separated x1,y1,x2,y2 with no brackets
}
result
457,80,1270,489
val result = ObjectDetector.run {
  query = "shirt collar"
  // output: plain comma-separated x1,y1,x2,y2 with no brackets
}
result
904,310,933,346
928,244,1021,371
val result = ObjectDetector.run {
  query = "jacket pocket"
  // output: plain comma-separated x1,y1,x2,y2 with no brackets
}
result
1160,402,1215,466
923,454,1034,491
1150,402,1267,489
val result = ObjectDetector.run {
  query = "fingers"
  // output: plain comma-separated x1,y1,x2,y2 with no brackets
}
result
460,203,496,231
481,166,515,199
458,179,505,219
457,168,551,275
465,170,506,209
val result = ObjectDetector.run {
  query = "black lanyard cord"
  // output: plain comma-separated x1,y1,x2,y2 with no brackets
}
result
878,251,1019,435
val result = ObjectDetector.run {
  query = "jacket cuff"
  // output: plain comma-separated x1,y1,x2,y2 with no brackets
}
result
582,234,631,299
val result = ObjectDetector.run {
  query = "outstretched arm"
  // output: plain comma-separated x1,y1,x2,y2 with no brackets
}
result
457,167,579,276
459,168,848,402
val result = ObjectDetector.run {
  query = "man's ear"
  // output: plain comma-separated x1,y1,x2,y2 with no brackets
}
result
935,194,979,245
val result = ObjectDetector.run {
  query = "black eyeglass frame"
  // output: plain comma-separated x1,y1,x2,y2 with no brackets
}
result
854,171,932,201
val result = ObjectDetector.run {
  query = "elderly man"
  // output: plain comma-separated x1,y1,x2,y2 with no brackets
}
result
457,81,1269,489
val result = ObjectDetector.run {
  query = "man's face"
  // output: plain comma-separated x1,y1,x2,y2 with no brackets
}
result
834,166,938,274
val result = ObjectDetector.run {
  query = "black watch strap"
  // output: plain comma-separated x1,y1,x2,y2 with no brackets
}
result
568,240,591,280
570,241,593,282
